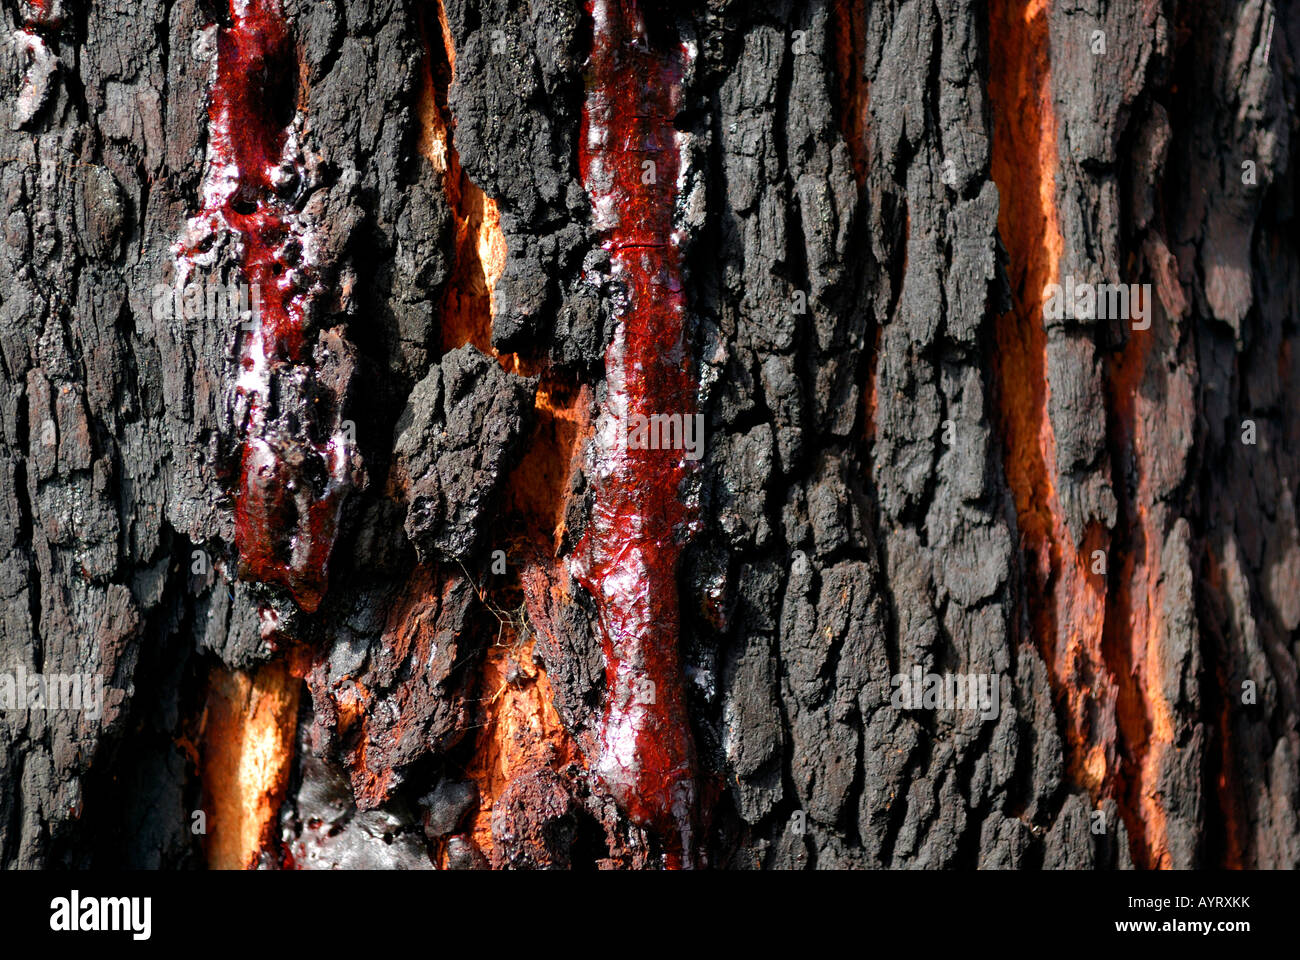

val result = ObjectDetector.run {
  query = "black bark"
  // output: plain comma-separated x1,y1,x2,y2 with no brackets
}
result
1,0,1297,870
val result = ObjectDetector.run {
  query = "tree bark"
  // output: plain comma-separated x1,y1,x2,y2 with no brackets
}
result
1,0,1297,869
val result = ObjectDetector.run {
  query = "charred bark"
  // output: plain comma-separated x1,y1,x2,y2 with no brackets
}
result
0,0,1297,870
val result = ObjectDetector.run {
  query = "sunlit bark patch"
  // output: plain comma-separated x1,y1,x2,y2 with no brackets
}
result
461,621,580,863
200,660,301,869
415,0,585,863
419,0,508,361
988,0,1113,804
990,0,1184,868
1105,301,1176,868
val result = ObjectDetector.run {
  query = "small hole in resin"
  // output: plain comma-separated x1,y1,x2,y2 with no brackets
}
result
278,497,299,566
300,452,327,493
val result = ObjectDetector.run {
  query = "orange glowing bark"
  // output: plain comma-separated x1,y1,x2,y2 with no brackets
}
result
1106,313,1174,867
461,626,580,857
417,0,585,856
419,1,508,362
505,381,590,550
459,369,590,856
990,0,1181,868
200,661,301,870
464,381,590,853
988,0,1112,798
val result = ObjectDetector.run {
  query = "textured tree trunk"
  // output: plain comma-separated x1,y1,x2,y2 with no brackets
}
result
1,0,1297,870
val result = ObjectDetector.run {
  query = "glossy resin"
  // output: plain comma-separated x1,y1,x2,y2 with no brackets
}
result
176,0,355,614
571,0,700,866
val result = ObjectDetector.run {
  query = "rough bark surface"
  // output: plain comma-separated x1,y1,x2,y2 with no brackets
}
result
0,0,1296,869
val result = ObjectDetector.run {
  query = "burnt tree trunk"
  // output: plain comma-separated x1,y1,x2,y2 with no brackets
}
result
1,0,1297,870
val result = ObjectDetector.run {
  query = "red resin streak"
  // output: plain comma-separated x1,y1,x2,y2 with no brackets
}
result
22,0,61,29
181,0,352,613
572,0,700,866
212,0,300,358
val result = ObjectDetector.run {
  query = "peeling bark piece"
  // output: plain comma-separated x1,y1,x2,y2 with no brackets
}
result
420,779,478,840
489,765,576,869
393,343,537,562
309,566,481,809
